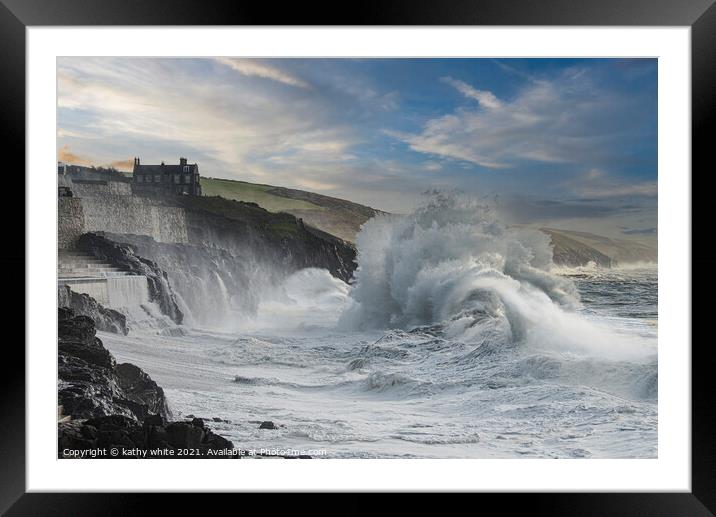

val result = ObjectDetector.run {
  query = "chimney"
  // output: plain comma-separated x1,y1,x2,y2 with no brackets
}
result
179,157,187,166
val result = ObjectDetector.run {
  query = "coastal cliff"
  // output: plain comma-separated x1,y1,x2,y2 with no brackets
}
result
201,176,383,243
75,194,357,328
176,194,356,283
542,228,657,267
543,229,614,267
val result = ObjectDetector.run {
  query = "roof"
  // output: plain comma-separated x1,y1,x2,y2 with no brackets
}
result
135,163,198,174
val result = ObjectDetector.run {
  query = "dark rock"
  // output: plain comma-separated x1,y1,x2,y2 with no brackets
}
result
146,425,171,449
143,413,165,427
58,285,128,335
85,414,137,431
201,431,233,451
58,421,97,453
58,306,75,322
57,309,236,458
84,415,145,450
58,349,135,421
58,314,97,345
59,415,235,458
59,415,142,453
116,363,171,421
59,340,116,370
165,422,205,448
259,421,277,430
80,424,98,440
58,310,169,423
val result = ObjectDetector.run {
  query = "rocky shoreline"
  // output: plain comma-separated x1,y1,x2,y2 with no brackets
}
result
58,307,234,458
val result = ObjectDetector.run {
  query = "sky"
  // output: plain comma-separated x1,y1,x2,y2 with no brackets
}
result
57,57,657,241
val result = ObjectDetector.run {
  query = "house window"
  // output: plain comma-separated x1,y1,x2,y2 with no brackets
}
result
154,175,161,183
183,165,190,173
184,174,190,184
174,174,180,184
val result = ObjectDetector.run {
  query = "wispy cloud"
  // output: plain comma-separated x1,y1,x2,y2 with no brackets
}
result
214,57,310,89
422,161,443,171
293,178,338,191
441,76,502,109
490,59,540,83
390,68,641,170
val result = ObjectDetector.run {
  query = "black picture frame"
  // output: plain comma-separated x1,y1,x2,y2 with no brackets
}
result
2,0,711,513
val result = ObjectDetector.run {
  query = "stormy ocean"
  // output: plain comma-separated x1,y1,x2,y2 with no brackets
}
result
101,197,657,459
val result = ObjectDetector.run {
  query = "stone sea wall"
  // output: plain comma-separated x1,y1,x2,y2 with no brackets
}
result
71,180,132,198
58,197,86,250
81,195,189,244
58,181,189,246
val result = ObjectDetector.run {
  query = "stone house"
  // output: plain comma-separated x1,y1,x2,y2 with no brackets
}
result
132,157,202,196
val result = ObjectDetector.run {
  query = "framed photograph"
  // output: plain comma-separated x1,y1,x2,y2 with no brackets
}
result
4,0,712,512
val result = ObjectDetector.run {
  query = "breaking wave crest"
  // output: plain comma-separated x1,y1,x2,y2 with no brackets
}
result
340,193,655,363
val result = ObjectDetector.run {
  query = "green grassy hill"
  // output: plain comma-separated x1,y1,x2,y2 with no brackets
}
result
201,177,381,242
202,178,323,212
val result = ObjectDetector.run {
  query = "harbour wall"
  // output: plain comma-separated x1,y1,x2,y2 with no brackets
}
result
58,182,189,249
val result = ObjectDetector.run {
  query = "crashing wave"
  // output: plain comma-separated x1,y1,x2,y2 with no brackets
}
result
340,193,655,364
